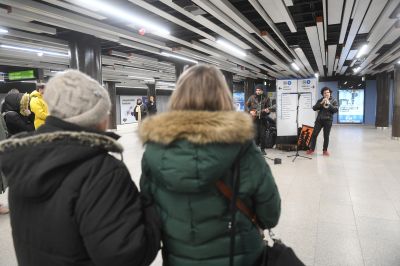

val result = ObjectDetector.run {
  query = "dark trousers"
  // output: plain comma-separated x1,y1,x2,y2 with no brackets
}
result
254,118,267,149
309,119,333,151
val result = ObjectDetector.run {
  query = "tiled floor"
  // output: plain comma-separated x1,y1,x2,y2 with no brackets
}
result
1,124,400,266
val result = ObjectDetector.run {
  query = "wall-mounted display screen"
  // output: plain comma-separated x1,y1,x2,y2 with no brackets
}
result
338,89,364,123
8,70,35,81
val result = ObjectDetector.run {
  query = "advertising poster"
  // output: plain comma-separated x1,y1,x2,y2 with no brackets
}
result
233,92,245,111
120,96,137,124
276,79,298,136
338,89,364,123
297,124,314,149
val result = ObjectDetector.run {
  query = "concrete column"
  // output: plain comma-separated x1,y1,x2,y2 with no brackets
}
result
244,78,255,107
104,81,117,130
67,32,102,83
375,72,390,128
221,70,233,93
37,69,44,83
146,83,156,99
393,65,400,138
175,63,185,80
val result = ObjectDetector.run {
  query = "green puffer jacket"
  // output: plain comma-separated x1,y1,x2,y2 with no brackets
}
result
139,111,281,266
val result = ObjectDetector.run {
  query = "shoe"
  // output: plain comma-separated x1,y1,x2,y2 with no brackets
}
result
0,204,9,215
306,149,314,155
261,149,266,155
323,150,330,156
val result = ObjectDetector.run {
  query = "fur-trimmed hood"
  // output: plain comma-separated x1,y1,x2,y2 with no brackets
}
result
0,131,123,154
139,111,254,145
0,129,123,200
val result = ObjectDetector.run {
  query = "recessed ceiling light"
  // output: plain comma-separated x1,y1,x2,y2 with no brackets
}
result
356,44,368,59
290,63,300,71
216,39,247,57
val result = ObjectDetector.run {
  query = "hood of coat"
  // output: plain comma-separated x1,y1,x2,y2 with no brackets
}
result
2,93,30,116
2,93,23,113
139,111,255,193
139,110,254,145
30,90,42,99
0,118,123,199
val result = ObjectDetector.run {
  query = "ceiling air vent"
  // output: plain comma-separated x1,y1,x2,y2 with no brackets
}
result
183,5,206,16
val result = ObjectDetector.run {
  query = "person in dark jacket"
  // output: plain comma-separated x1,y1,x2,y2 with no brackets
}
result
307,87,339,156
0,70,160,266
147,95,157,115
0,110,9,214
246,86,271,155
139,65,281,266
2,92,34,135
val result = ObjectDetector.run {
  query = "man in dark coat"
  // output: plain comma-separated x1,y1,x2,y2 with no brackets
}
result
246,86,271,155
307,87,339,156
0,70,161,266
147,95,157,115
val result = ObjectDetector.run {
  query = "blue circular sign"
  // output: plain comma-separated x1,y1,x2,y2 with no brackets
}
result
307,80,311,84
288,81,292,85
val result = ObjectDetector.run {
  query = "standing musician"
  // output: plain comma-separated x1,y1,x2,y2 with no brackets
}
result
307,87,338,156
246,86,271,155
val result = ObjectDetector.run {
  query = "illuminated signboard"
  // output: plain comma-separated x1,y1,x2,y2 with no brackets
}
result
338,89,364,123
8,70,36,81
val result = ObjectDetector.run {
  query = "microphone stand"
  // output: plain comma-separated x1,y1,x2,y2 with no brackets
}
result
287,93,312,162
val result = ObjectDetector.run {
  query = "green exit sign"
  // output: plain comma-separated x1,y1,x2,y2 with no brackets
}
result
8,70,35,81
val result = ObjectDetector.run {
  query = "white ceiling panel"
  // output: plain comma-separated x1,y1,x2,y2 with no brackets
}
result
328,0,344,25
316,17,326,65
305,26,325,76
347,50,358,60
337,0,371,72
259,0,297,32
359,0,388,34
327,45,337,76
339,0,355,44
284,0,294,6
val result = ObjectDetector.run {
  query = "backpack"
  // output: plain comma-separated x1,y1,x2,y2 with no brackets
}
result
264,126,277,149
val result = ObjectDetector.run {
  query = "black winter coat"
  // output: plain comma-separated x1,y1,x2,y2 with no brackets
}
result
0,116,160,266
313,96,339,121
2,93,34,135
147,102,157,115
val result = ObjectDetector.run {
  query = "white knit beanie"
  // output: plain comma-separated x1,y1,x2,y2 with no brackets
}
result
44,70,111,128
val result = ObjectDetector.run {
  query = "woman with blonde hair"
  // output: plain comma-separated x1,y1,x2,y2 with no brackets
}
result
139,64,281,266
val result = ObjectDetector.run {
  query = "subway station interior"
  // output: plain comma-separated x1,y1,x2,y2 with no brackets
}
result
0,0,400,265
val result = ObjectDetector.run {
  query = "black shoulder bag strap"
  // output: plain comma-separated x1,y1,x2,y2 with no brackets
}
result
215,145,264,266
228,156,240,266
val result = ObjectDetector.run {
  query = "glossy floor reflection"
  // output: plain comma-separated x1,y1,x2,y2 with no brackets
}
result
1,124,399,266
